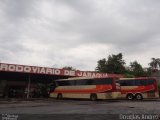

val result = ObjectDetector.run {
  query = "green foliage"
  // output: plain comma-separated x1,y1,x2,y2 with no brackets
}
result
96,53,160,77
95,58,107,72
129,61,145,77
143,67,152,77
62,66,76,70
149,58,160,70
96,53,126,74
123,73,135,78
106,53,125,74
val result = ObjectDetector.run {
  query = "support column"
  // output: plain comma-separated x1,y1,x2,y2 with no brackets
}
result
27,75,31,99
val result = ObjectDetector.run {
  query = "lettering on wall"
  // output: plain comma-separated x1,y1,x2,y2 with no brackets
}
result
0,63,111,78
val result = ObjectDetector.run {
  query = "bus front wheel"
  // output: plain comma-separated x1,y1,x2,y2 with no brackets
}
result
90,94,97,101
57,93,63,99
126,93,134,100
135,93,143,100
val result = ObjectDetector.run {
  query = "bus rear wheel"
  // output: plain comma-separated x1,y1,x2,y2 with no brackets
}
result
135,93,143,100
90,94,97,101
126,93,134,100
57,93,63,100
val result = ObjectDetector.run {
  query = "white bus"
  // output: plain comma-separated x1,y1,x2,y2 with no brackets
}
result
49,77,121,101
117,77,159,100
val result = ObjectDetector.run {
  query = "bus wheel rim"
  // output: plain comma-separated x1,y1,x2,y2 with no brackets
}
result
128,95,133,100
92,96,95,100
136,95,142,99
91,95,97,101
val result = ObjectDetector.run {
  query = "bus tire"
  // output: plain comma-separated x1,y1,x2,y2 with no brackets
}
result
135,93,143,100
126,93,134,100
57,93,63,100
90,94,97,101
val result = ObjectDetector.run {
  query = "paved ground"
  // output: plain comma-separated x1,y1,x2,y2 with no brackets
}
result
0,99,160,120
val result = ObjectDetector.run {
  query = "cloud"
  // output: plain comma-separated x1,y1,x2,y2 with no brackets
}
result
0,0,160,70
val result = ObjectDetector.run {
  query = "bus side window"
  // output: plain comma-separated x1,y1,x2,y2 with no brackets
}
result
147,79,154,85
128,80,135,86
57,81,63,86
143,80,147,85
135,80,140,86
91,78,113,85
139,80,147,86
69,80,76,86
120,80,127,86
76,80,87,85
106,78,113,84
92,79,102,85
86,79,93,85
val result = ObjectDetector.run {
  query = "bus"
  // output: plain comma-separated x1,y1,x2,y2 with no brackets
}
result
117,77,159,100
49,77,121,101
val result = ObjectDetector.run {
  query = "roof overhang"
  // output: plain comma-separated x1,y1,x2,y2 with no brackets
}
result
0,63,123,78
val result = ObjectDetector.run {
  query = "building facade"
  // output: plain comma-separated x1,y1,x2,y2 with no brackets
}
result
0,63,123,98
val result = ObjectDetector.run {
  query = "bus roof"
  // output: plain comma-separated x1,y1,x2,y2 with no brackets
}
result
55,77,113,81
120,77,156,80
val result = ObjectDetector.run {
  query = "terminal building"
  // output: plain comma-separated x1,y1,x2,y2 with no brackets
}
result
0,63,122,98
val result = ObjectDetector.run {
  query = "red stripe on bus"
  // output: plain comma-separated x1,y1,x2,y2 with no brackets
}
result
121,85,155,94
52,85,112,93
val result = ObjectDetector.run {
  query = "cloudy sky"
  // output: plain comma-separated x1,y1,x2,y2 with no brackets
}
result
0,0,160,71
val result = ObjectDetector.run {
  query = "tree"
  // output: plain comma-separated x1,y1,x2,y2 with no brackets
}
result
105,53,125,74
144,67,152,77
96,53,126,74
129,61,145,77
62,66,76,70
149,58,160,70
95,58,107,72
